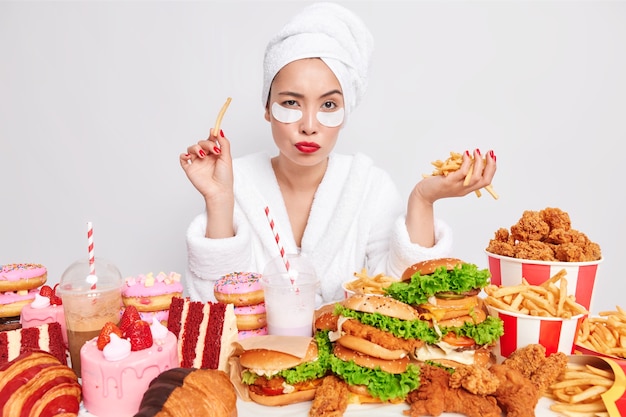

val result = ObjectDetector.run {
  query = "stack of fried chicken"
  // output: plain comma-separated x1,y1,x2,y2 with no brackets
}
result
404,344,568,417
486,207,601,262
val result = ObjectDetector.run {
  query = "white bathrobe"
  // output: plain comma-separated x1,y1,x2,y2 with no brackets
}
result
185,152,453,306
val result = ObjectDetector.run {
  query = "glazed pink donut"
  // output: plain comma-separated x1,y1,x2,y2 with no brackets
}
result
0,289,37,318
214,272,264,307
234,302,267,331
122,272,183,312
0,264,47,293
238,326,268,340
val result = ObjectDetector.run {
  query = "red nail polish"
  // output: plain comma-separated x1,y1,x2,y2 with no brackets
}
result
213,146,221,154
185,153,190,157
220,129,224,138
475,148,481,156
465,150,470,157
489,150,496,161
199,149,206,157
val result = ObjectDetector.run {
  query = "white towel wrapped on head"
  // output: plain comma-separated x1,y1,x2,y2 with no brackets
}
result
262,2,374,122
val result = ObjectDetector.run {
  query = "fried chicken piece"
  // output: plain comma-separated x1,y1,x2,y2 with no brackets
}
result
540,207,571,231
529,352,568,396
510,210,550,242
404,364,501,417
309,375,349,417
514,241,555,261
341,319,424,352
450,364,499,396
490,364,539,417
503,343,546,379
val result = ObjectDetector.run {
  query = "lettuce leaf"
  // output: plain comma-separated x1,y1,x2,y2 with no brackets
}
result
440,316,504,345
384,263,491,305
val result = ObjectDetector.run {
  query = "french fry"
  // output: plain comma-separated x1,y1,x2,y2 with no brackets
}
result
343,269,399,296
212,97,232,139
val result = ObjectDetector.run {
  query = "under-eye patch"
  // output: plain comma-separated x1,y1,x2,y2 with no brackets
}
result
317,108,344,128
271,102,302,123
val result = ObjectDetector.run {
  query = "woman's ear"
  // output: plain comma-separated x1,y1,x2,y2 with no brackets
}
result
264,104,271,122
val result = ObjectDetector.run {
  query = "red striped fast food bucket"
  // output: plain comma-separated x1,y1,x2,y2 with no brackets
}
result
487,305,584,360
486,251,602,311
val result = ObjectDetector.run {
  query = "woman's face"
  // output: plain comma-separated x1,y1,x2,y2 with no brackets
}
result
265,58,344,168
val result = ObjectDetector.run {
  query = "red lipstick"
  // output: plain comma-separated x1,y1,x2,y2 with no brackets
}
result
295,142,320,154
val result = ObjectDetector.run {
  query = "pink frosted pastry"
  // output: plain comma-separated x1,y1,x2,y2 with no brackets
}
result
122,272,182,312
238,326,268,340
0,263,47,292
0,289,37,318
20,292,68,345
80,319,178,417
213,272,264,306
234,302,267,330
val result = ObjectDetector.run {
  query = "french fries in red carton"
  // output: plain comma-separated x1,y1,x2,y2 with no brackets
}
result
546,355,626,417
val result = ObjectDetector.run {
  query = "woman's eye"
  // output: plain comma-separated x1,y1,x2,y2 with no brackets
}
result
322,101,336,110
282,100,298,107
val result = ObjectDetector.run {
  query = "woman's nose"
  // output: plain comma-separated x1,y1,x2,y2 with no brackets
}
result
299,108,319,135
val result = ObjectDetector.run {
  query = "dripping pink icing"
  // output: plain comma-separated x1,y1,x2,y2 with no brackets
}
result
214,272,263,294
122,272,182,297
0,264,47,281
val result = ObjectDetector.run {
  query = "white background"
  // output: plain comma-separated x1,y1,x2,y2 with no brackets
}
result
1,1,624,313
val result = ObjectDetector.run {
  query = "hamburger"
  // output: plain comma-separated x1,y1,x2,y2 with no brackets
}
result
327,294,425,403
239,338,328,406
384,257,504,368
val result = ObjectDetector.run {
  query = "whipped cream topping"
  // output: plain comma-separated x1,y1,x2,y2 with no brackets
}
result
103,333,131,361
150,317,168,340
30,293,51,309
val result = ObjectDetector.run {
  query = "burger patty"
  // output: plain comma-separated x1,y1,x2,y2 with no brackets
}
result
249,375,324,395
341,319,424,352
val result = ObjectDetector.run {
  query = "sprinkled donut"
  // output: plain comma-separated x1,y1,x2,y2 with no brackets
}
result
0,264,47,293
234,302,267,331
214,272,264,307
238,326,268,340
122,272,183,312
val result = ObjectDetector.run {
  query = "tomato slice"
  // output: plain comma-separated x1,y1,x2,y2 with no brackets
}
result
260,386,284,396
442,332,475,347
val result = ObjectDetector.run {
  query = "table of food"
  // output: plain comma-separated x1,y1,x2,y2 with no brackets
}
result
2,206,624,417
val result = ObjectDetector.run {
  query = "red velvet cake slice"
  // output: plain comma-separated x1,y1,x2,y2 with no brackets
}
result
0,322,68,365
167,297,237,372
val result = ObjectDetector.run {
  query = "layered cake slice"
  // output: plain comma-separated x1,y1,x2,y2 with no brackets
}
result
0,321,67,365
167,296,238,372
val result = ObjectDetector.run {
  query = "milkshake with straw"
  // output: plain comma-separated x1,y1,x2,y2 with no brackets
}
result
57,223,122,377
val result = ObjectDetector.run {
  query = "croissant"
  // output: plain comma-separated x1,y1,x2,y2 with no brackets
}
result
0,350,81,417
134,368,237,417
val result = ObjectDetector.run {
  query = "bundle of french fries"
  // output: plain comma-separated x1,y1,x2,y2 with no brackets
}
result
545,362,614,417
343,268,399,296
578,306,626,359
423,151,499,199
484,269,589,318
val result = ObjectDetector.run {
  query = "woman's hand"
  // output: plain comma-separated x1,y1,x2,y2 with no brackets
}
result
413,149,497,204
179,129,235,238
406,149,497,247
179,129,234,202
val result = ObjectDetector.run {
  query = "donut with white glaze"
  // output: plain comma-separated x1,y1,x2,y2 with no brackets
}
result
214,272,264,307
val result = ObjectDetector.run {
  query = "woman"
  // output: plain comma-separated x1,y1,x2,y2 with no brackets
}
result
179,2,496,305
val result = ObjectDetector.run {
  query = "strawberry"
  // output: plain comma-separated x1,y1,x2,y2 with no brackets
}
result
124,320,153,351
39,285,54,298
119,305,141,334
49,295,62,305
97,322,123,351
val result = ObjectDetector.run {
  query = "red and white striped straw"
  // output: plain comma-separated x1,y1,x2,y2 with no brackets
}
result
264,206,291,276
87,221,95,275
